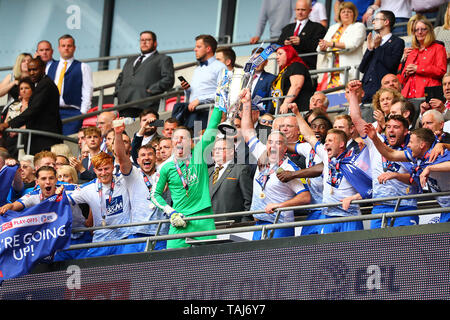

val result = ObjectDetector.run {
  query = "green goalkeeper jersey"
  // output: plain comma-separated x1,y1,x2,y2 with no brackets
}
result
150,107,223,216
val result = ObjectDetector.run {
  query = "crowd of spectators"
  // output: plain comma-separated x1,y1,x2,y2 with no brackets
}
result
0,0,450,260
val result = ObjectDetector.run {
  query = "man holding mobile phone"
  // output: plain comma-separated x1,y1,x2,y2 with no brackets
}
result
171,34,226,134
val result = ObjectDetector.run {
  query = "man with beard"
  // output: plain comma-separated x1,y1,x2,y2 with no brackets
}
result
114,31,174,117
241,88,311,240
171,34,225,132
131,109,160,163
113,120,169,250
348,80,419,228
365,124,450,224
285,100,369,234
277,109,333,235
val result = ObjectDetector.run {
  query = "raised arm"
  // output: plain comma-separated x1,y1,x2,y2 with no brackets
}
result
347,80,367,136
288,103,318,148
363,123,407,162
112,119,132,175
277,162,323,182
240,88,257,143
0,201,24,215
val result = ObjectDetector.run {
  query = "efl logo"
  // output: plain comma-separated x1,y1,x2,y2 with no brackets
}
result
0,212,57,234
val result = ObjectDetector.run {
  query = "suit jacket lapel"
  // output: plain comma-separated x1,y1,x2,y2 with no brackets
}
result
134,51,158,73
210,164,234,198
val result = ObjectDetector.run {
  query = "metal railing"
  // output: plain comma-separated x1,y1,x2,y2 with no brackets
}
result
62,57,353,125
4,128,78,155
64,191,450,253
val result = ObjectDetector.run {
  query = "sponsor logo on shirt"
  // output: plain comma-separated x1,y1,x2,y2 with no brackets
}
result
106,195,124,216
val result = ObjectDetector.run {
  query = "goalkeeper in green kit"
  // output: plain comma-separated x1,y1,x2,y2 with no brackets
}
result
150,106,223,249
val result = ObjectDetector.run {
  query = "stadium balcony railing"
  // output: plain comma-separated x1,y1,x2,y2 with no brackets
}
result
63,190,450,253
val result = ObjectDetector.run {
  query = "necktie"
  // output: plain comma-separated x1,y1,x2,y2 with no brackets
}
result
445,101,450,110
294,22,301,36
199,60,208,67
212,165,223,184
57,61,67,94
134,55,145,72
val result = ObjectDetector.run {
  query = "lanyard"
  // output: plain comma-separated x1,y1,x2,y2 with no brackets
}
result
328,151,347,187
260,157,285,191
97,177,115,222
409,151,430,184
173,157,190,196
308,148,316,167
382,134,408,172
142,170,153,200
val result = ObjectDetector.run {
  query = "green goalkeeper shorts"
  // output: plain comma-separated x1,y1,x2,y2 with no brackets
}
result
167,207,216,249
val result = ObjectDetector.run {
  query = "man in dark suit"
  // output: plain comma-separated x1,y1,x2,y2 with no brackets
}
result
358,10,405,103
209,138,253,223
250,47,277,114
277,0,327,70
0,57,62,155
115,30,175,117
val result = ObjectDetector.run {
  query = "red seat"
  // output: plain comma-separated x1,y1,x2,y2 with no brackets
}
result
82,104,115,127
165,96,185,112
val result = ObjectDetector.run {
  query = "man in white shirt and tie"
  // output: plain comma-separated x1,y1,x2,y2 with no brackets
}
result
47,34,94,136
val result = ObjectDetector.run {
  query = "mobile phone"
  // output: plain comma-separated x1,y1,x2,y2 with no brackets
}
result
178,76,187,83
425,86,445,104
148,119,164,127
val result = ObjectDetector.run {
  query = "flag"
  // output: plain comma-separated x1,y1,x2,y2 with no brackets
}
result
339,146,373,199
0,165,18,206
0,192,72,282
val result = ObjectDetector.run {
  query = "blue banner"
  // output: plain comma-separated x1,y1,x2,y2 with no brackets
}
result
0,165,18,206
339,146,373,199
0,192,72,281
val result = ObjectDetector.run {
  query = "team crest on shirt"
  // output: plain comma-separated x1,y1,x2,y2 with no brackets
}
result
186,167,199,186
106,195,124,216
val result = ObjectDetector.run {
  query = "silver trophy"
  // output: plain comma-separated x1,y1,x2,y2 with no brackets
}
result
216,43,280,136
217,68,252,136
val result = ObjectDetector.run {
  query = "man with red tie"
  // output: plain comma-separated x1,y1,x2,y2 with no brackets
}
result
276,0,327,70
